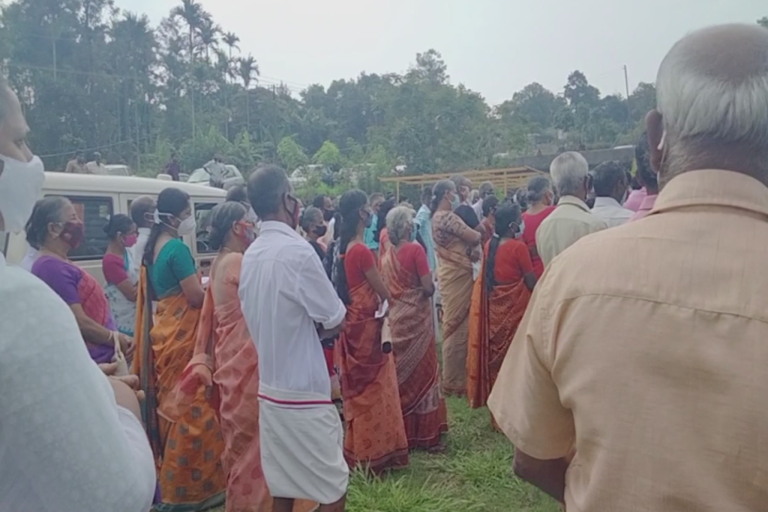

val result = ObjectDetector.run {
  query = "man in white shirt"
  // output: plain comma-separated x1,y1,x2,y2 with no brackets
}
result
130,195,156,272
0,77,156,512
86,151,108,174
590,160,633,228
472,181,495,220
240,164,348,512
203,154,227,188
537,151,607,266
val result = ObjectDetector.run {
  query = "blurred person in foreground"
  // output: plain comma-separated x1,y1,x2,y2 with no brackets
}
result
0,76,155,512
333,189,409,473
536,152,607,267
630,131,660,221
520,176,555,279
29,196,134,364
489,24,768,511
467,204,534,426
430,179,481,396
590,160,633,227
380,206,448,452
240,165,349,512
133,187,226,510
164,202,315,512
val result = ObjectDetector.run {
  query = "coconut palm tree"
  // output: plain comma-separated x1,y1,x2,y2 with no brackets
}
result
238,55,259,130
196,17,220,62
170,0,204,59
222,31,240,82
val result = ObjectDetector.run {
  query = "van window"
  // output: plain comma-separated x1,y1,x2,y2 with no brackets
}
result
57,195,114,261
194,202,217,254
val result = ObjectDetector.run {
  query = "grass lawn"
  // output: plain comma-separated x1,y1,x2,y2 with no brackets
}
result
209,396,559,512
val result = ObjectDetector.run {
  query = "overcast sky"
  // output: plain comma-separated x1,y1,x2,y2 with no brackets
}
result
127,0,766,105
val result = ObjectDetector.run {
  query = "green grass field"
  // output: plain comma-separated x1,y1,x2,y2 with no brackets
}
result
209,396,559,512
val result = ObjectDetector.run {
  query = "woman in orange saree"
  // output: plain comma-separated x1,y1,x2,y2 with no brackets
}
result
381,206,448,450
467,204,536,414
430,180,481,397
132,188,226,512
332,190,409,474
162,203,316,512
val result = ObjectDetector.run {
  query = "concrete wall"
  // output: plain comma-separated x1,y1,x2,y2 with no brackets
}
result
507,147,635,172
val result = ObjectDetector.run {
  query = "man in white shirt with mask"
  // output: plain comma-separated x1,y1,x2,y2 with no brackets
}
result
0,77,156,512
240,164,349,512
130,195,156,271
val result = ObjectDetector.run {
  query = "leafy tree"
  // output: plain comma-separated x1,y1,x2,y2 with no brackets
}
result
758,17,768,28
564,70,601,107
312,140,342,170
277,136,309,172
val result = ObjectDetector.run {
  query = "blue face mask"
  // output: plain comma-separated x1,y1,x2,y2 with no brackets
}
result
449,192,460,210
514,220,526,239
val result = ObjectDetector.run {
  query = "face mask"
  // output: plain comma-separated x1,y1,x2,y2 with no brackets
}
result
237,221,256,245
123,233,138,248
514,220,525,240
313,225,328,237
176,215,197,236
449,193,460,210
323,209,335,222
0,155,45,233
621,189,629,205
60,220,85,249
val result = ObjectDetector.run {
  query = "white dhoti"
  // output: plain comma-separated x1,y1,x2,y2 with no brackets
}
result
259,385,349,504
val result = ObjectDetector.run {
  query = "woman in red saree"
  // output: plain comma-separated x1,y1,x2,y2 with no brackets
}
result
332,189,409,474
163,202,315,512
521,176,556,278
381,206,448,451
468,203,536,417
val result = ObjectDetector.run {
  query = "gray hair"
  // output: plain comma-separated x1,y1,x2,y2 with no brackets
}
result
550,151,589,196
656,24,768,179
301,206,323,231
479,181,494,196
386,206,414,245
26,196,71,249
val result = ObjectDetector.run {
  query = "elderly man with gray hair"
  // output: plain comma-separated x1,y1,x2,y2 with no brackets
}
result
489,24,768,511
534,151,606,266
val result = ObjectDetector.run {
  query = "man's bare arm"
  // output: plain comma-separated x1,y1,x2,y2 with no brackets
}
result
512,449,569,503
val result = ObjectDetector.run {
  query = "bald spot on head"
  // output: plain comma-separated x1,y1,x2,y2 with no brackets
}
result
671,24,768,85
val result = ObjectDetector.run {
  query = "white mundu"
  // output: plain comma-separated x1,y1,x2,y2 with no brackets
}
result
240,220,348,503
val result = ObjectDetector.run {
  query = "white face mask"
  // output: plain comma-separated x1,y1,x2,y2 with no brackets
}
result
176,215,197,236
0,155,45,233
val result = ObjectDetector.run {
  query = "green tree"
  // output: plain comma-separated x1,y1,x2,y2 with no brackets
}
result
312,140,342,170
758,17,768,28
277,136,309,171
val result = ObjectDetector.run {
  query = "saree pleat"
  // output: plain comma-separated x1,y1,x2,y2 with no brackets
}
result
337,281,409,473
380,248,448,449
467,256,531,411
132,268,226,512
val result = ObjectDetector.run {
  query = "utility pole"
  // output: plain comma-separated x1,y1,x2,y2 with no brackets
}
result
623,65,631,127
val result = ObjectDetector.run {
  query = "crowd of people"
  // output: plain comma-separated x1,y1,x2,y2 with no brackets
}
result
1,22,768,512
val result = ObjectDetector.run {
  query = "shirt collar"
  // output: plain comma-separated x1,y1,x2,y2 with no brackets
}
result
557,195,591,213
651,170,768,217
592,196,623,209
259,220,303,239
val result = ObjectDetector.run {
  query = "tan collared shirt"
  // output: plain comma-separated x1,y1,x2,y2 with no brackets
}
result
535,195,607,266
489,169,768,512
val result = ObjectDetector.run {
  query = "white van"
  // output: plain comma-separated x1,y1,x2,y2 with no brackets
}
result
1,172,227,284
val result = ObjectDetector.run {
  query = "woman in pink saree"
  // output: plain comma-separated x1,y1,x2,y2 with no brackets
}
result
163,202,314,512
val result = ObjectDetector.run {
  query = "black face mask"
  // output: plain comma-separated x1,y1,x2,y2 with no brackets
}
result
323,209,335,222
313,225,328,237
